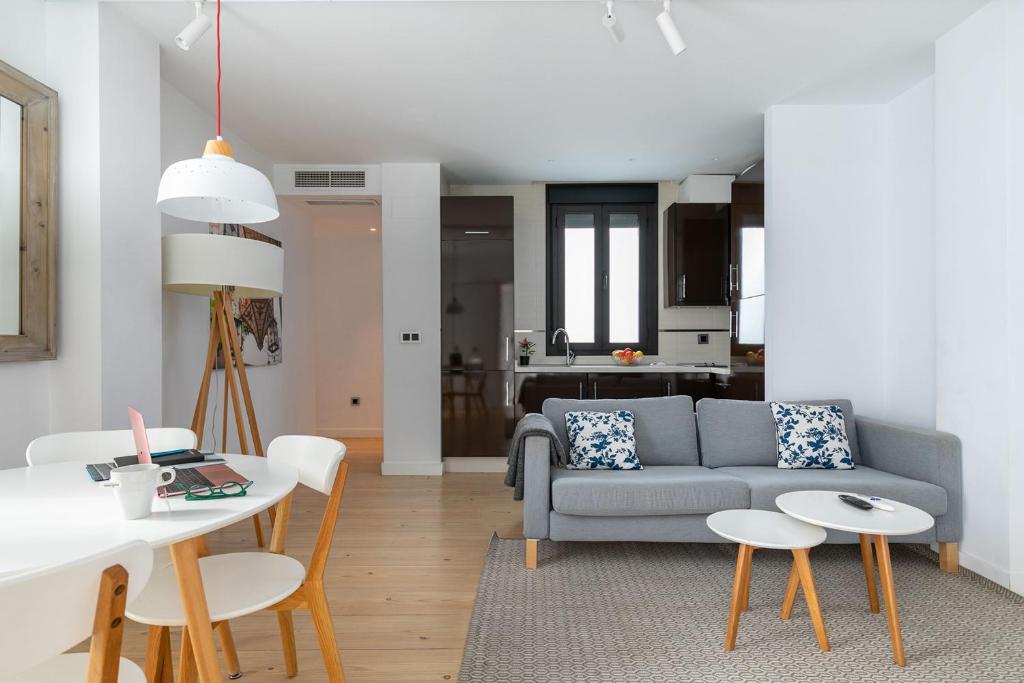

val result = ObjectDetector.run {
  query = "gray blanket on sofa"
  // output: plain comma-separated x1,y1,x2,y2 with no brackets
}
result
505,413,566,501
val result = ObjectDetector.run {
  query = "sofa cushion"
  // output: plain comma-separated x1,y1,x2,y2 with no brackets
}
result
543,396,699,466
565,410,642,470
697,398,861,468
771,402,854,469
716,465,947,516
550,465,750,516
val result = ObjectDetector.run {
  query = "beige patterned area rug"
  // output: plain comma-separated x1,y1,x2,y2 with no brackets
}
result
460,538,1024,682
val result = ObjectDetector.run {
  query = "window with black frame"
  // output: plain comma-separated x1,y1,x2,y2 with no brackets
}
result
546,184,659,356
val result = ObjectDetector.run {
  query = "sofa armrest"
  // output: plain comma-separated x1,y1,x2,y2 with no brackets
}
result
855,416,962,542
523,435,552,540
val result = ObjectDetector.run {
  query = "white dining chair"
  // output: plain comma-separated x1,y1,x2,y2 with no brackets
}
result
0,541,153,683
26,428,198,466
127,435,349,682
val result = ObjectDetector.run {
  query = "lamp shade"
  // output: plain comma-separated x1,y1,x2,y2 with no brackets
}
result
162,233,284,299
157,144,280,224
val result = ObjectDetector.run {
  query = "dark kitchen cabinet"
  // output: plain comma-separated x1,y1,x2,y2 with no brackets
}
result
664,203,731,306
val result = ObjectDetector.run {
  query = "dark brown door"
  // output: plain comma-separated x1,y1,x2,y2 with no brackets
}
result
664,203,731,306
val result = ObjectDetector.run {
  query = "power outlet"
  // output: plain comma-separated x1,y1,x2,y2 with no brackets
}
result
350,397,361,407
697,333,710,345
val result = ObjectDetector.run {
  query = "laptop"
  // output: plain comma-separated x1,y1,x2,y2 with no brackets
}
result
128,406,152,464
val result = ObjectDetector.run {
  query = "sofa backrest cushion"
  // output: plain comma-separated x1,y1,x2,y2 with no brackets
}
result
542,395,699,466
696,398,861,468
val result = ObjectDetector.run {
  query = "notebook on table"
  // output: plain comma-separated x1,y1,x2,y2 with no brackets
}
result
84,449,219,482
158,462,252,498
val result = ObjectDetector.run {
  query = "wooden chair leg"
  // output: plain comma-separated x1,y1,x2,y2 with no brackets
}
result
525,539,538,570
216,621,243,679
86,565,130,683
792,548,830,652
178,625,199,683
277,610,299,677
308,583,346,683
143,625,173,683
859,534,880,613
780,560,800,621
938,542,959,573
252,514,265,548
724,544,753,651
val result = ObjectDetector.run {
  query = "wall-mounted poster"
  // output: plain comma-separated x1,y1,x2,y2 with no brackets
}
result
210,223,283,367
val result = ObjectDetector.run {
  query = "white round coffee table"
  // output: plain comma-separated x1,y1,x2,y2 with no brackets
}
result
707,510,830,652
775,490,935,666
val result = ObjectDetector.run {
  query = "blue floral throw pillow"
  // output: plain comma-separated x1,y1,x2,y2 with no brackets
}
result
564,410,642,470
770,402,854,470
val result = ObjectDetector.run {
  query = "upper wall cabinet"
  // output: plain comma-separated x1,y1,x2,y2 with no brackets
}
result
664,203,731,307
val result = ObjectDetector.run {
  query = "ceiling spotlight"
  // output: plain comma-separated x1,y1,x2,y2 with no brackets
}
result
603,1,625,44
656,0,686,56
176,1,212,51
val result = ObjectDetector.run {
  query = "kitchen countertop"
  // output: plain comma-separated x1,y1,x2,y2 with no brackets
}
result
515,363,731,375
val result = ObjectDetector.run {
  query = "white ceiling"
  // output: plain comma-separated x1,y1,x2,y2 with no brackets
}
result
116,0,985,184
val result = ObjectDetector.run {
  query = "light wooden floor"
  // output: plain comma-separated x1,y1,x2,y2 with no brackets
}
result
119,438,522,682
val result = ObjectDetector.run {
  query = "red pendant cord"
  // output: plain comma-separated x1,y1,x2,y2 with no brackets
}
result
216,0,222,137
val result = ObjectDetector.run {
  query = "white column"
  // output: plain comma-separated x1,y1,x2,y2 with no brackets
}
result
380,163,443,475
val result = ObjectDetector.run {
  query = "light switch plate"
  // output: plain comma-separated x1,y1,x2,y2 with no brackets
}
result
697,333,710,345
400,331,422,344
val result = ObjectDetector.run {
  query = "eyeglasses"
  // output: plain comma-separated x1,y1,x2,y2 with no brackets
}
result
185,480,253,501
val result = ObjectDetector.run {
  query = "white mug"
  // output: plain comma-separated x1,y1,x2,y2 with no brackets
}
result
108,464,177,520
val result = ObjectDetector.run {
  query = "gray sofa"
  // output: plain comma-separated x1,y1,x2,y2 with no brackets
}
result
522,396,962,571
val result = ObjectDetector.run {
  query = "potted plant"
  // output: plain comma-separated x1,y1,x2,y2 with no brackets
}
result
517,337,536,366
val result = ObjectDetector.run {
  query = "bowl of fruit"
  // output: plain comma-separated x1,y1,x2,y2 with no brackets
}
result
611,348,645,366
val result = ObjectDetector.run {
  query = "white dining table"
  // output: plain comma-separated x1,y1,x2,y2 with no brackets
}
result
0,454,298,683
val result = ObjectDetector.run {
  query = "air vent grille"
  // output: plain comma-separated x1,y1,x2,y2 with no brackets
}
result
294,169,367,189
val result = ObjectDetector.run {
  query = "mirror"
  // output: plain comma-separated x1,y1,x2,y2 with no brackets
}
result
0,95,22,335
0,60,56,361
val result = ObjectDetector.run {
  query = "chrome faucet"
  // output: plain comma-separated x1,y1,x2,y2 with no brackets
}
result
551,327,575,367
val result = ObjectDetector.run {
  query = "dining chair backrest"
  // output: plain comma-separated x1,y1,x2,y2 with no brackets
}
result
266,435,348,581
267,435,346,495
26,428,198,466
0,540,153,679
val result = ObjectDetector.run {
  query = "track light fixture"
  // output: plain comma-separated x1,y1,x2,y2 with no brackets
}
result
176,0,212,51
656,0,686,56
603,1,625,44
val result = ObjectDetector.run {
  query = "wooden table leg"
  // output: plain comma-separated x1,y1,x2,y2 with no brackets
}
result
792,548,830,652
780,560,800,620
725,544,753,651
873,534,907,666
169,537,224,683
740,547,753,612
859,533,880,613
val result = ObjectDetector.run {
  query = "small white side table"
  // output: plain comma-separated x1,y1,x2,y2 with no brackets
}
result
776,490,935,666
707,509,830,652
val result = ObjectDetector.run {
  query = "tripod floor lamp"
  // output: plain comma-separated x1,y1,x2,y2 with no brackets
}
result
162,232,284,545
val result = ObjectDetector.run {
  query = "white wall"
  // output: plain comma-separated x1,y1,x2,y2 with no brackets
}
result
934,0,1020,590
98,3,162,428
0,1,167,467
882,78,935,427
764,104,889,413
765,0,1024,593
0,0,53,468
449,183,731,365
381,163,442,475
312,206,383,437
160,81,317,453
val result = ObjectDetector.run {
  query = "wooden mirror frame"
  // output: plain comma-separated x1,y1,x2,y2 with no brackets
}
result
0,60,57,361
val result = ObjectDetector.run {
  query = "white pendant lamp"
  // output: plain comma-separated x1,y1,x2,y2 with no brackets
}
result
157,0,279,224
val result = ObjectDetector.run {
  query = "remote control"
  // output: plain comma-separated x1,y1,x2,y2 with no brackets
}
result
839,494,874,510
